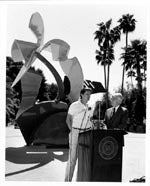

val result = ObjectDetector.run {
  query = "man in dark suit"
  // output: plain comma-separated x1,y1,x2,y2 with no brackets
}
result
104,93,128,130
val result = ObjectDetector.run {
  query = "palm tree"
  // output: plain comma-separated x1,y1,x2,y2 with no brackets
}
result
118,14,136,94
130,40,146,93
127,70,136,88
105,45,115,92
120,47,135,88
95,48,107,89
121,40,147,94
140,41,147,87
94,19,120,94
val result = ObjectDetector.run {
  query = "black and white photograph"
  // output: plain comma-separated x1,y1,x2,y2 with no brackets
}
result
0,0,149,185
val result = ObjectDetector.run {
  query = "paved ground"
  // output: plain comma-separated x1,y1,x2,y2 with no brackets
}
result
5,125,145,182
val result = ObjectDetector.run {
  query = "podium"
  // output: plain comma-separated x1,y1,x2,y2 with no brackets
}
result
77,129,127,182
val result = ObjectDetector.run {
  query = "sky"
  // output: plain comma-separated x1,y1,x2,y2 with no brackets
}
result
5,1,148,94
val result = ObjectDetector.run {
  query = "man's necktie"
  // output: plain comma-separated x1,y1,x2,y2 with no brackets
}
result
111,107,116,120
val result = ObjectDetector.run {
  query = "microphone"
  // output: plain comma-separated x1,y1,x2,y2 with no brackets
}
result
88,107,92,111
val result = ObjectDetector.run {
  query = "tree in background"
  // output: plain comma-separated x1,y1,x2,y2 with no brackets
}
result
6,76,20,125
6,56,58,125
35,68,50,102
114,83,146,132
120,46,135,89
124,39,147,129
94,19,120,108
121,39,147,94
6,57,23,100
6,57,23,125
118,14,136,94
48,83,58,100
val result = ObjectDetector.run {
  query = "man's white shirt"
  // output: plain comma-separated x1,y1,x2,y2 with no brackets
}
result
114,105,119,113
68,100,94,129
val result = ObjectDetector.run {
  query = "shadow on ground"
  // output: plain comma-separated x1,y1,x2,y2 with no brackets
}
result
5,145,68,177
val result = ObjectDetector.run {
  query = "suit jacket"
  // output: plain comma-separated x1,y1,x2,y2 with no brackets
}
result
104,106,128,130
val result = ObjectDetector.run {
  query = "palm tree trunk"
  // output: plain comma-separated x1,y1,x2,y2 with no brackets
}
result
103,49,107,90
106,64,110,93
136,60,142,94
121,32,128,94
126,32,128,47
104,63,107,89
144,69,146,87
105,64,110,109
104,50,108,108
131,74,134,88
121,65,125,94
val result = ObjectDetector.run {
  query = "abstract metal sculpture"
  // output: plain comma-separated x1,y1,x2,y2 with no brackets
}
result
11,12,84,146
11,12,105,146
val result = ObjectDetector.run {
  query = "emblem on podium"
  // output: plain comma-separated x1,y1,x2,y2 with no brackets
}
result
98,136,118,160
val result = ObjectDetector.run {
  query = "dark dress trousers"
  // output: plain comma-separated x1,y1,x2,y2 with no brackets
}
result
104,106,128,130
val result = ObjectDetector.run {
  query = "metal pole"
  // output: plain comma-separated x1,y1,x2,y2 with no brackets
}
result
98,101,101,122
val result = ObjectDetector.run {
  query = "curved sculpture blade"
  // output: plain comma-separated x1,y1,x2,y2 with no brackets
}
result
16,71,42,119
11,54,37,88
16,101,68,145
59,57,84,102
11,65,27,88
42,39,70,61
33,111,69,145
11,40,39,87
11,39,39,63
35,52,65,100
29,12,44,45
41,39,84,102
